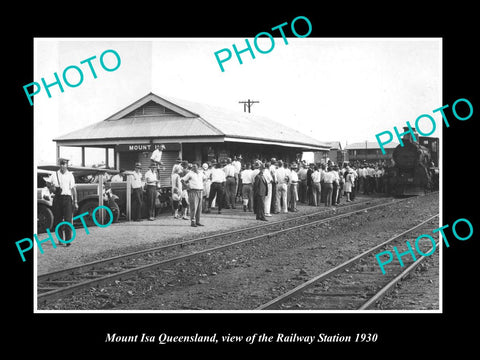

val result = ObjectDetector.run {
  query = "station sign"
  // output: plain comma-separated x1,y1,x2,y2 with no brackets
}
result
117,143,181,152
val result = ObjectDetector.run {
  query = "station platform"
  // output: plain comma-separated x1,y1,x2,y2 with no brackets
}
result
36,196,375,275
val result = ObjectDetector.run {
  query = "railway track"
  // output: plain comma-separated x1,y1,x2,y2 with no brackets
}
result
37,195,434,306
256,214,439,310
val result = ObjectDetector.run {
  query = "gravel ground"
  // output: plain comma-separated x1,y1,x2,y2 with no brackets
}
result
39,193,439,311
372,248,440,310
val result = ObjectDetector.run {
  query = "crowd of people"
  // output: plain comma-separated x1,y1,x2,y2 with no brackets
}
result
162,156,390,227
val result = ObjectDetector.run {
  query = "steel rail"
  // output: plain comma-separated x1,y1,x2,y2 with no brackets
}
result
37,198,419,304
256,214,439,310
37,197,394,282
358,239,439,310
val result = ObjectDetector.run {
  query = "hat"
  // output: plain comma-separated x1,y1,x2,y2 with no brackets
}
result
135,162,142,168
58,158,69,165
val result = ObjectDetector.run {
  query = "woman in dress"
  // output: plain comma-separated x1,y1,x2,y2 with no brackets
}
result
344,167,354,202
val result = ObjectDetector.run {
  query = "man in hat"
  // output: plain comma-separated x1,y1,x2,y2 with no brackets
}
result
130,162,144,221
51,158,77,246
144,162,159,221
253,162,268,221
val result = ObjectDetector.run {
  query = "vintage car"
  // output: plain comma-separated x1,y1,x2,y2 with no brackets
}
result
37,169,55,233
108,172,172,219
37,165,121,229
37,166,172,230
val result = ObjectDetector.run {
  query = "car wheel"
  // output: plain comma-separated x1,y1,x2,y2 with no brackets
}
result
38,204,54,233
77,199,98,226
78,199,120,226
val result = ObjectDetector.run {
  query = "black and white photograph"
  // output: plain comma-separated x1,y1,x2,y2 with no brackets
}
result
33,37,442,312
7,6,478,354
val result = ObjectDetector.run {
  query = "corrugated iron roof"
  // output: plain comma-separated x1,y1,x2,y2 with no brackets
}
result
55,116,221,140
54,93,330,150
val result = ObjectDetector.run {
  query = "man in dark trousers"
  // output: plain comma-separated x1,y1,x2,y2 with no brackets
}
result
130,162,144,221
253,163,268,221
51,158,78,246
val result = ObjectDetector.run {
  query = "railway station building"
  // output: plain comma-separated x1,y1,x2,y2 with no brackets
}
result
53,93,330,186
345,141,398,164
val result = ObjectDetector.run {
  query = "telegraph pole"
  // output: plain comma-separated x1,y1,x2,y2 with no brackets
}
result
238,99,259,113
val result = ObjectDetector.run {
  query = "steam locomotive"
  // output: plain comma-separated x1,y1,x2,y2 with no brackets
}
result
386,128,439,196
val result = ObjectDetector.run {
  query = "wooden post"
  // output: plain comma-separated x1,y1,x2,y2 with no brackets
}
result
98,174,104,224
126,175,132,221
81,147,85,167
114,147,120,170
56,145,60,164
105,147,109,168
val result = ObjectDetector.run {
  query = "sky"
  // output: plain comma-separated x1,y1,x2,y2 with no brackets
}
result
34,37,442,166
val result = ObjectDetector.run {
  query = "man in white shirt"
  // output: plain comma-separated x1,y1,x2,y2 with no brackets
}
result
358,165,366,194
366,164,375,194
275,160,289,213
51,158,77,246
129,163,144,221
288,163,299,212
144,163,159,221
269,159,278,213
232,155,242,200
331,166,341,205
311,165,322,206
182,162,205,227
150,144,166,167
208,162,226,214
263,162,273,217
223,158,236,209
322,167,335,207
240,162,254,212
